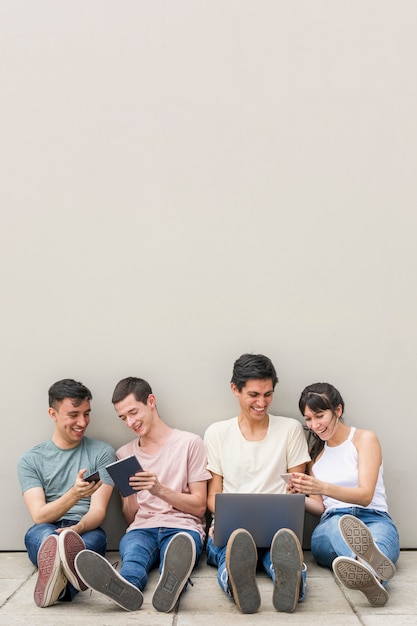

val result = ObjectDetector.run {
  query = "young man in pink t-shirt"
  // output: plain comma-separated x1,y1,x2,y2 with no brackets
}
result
74,376,211,613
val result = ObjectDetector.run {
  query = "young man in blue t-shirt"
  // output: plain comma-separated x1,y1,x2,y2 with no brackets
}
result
17,379,116,608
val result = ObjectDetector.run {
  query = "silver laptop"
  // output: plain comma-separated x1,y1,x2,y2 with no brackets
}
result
213,493,305,548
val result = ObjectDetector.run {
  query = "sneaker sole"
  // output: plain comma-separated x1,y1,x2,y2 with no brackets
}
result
333,556,389,607
75,550,143,611
339,515,396,581
34,535,67,608
226,529,260,614
152,532,196,612
271,528,302,613
58,530,88,591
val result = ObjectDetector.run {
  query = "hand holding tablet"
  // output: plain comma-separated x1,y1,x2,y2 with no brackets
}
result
106,455,144,496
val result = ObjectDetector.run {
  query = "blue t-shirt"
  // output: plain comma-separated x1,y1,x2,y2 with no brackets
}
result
17,436,116,522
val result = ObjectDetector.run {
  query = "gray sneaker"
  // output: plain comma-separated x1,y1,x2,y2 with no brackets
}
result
34,535,67,608
152,532,196,612
270,528,303,613
58,529,88,591
74,550,143,611
332,556,389,607
339,515,396,581
225,528,260,614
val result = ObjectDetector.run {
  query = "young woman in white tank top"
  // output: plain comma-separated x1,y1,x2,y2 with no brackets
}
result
286,382,400,608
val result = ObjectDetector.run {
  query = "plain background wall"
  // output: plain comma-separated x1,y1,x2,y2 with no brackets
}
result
1,1,416,550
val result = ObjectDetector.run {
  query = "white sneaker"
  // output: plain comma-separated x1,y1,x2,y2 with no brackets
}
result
34,535,67,607
339,515,396,580
58,529,88,591
332,556,389,607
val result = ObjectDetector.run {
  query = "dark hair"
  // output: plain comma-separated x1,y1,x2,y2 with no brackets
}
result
231,353,279,392
48,379,92,410
299,382,345,460
112,377,153,405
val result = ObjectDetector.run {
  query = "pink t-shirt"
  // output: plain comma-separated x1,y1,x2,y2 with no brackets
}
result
117,429,211,541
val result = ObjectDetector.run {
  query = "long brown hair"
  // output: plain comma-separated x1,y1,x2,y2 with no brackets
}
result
299,383,345,461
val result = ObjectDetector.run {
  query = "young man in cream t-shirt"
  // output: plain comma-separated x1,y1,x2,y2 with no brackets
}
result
204,353,310,614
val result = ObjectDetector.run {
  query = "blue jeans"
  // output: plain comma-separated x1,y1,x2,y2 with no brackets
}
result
25,520,107,600
119,527,203,591
311,507,400,577
206,536,307,603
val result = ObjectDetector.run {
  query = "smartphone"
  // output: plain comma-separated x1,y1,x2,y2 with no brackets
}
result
281,473,293,484
84,470,100,483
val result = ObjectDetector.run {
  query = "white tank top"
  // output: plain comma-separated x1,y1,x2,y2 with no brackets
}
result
312,426,388,512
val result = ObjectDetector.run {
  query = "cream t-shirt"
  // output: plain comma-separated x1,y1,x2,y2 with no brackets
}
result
117,429,211,541
204,415,310,494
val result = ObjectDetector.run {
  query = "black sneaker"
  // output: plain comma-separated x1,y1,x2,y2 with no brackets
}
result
74,550,143,611
34,535,67,608
58,529,88,591
152,532,196,612
270,528,302,612
225,528,260,614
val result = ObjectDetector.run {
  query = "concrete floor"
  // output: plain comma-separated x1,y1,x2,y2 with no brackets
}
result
1,550,416,625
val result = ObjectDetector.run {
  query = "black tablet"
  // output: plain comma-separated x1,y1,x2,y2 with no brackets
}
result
106,455,144,496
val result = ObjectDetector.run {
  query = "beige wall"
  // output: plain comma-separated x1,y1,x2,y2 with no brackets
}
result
2,1,416,550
